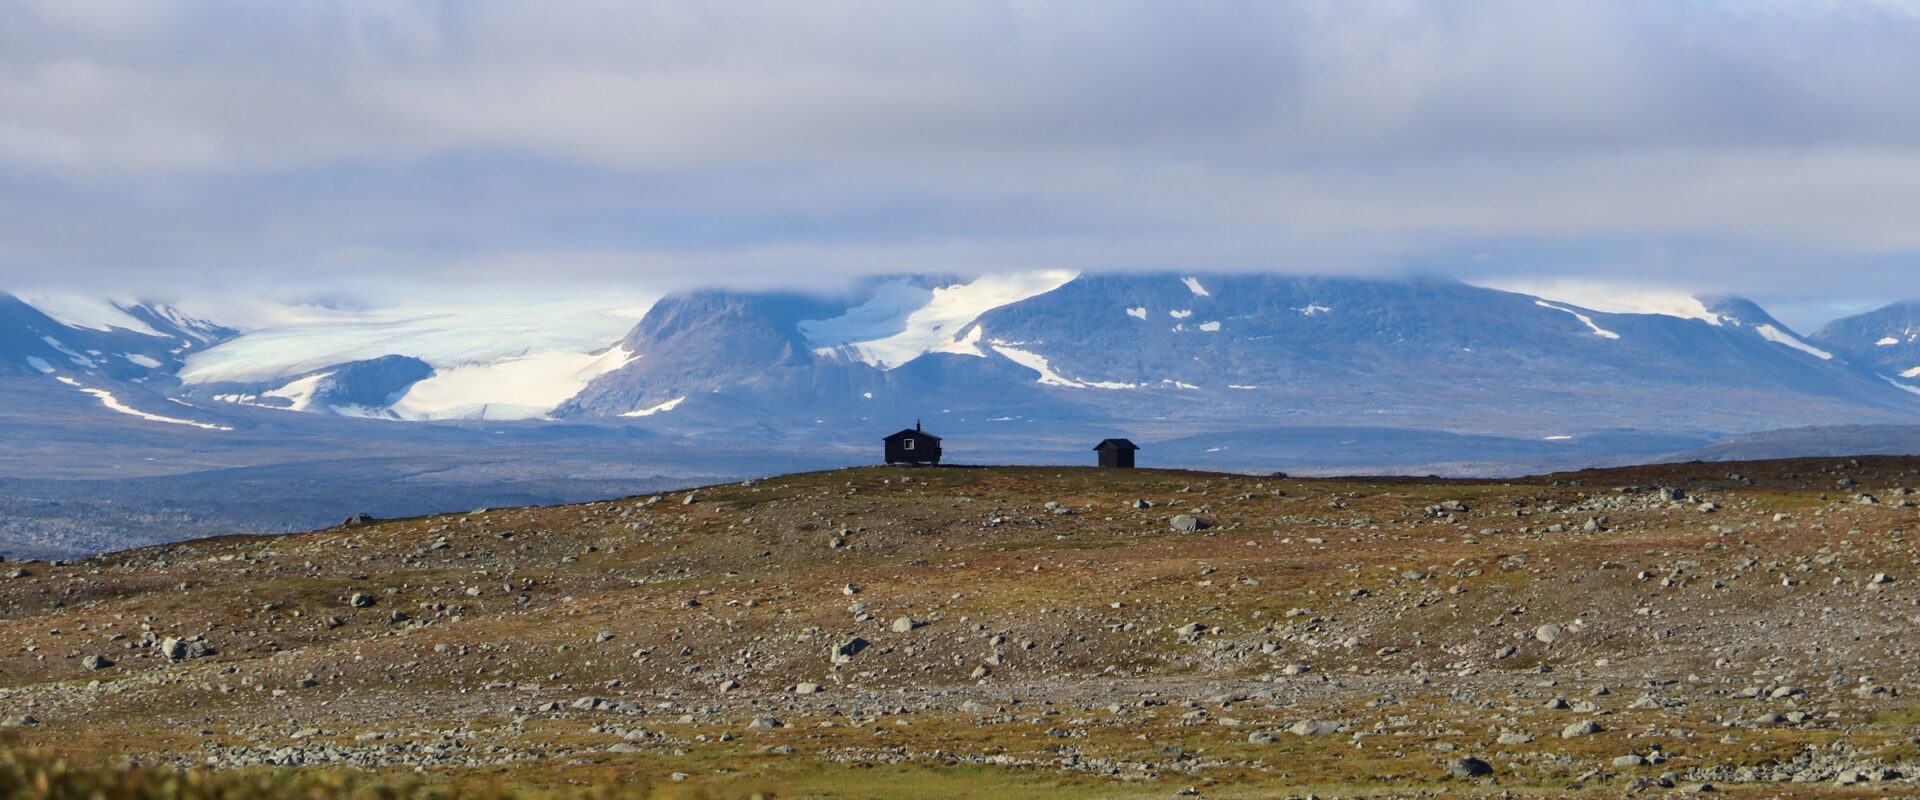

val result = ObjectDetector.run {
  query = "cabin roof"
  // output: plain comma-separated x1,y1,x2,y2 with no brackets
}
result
1093,438,1139,451
885,428,941,442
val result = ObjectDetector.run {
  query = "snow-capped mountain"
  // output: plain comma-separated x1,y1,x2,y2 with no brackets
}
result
562,273,1920,443
7,275,1920,448
0,292,233,380
172,297,654,421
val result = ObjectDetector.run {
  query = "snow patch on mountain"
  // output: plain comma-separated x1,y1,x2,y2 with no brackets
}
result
1753,324,1833,360
263,372,333,412
40,336,95,367
1126,306,1147,320
622,396,685,417
1485,279,1724,325
1536,300,1621,339
799,271,1076,369
989,343,1140,389
1181,277,1211,297
180,299,653,384
930,324,988,358
391,346,636,421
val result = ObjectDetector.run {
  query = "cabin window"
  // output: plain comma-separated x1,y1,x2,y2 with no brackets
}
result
903,439,915,450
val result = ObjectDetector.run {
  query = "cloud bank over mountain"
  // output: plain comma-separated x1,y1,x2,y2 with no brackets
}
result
3,1,1919,327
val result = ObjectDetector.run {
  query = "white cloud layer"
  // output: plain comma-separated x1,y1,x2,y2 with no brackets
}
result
1,0,1918,323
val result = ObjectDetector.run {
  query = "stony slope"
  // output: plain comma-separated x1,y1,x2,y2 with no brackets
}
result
3,459,1920,797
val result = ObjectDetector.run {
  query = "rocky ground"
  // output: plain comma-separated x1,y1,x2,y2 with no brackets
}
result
3,458,1920,798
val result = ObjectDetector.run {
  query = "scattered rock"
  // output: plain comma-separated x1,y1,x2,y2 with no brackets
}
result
1561,720,1603,738
830,637,869,664
160,636,214,661
1289,719,1342,736
1447,756,1494,778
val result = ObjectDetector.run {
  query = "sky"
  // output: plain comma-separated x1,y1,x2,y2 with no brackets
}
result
3,1,1920,330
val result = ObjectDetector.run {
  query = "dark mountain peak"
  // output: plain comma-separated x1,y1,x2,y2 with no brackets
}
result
307,355,434,411
1696,295,1782,328
624,288,843,350
1808,300,1920,379
1814,300,1920,338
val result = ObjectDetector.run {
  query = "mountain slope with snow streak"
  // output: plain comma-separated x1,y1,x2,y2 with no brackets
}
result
1811,300,1920,390
0,292,232,381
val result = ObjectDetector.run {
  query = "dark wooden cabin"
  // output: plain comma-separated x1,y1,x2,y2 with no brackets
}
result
1093,438,1139,468
884,422,942,465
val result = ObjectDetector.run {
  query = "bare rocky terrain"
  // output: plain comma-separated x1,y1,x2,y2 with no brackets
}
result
4,458,1920,798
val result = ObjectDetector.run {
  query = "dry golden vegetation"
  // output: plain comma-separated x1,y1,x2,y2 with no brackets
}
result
4,458,1920,798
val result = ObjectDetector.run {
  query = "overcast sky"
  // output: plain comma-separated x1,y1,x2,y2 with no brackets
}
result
4,0,1919,329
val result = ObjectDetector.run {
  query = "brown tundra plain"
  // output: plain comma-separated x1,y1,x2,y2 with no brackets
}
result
4,458,1920,799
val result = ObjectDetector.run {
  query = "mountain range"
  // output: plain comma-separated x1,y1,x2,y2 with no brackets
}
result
9,272,1920,437
5,272,1920,555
